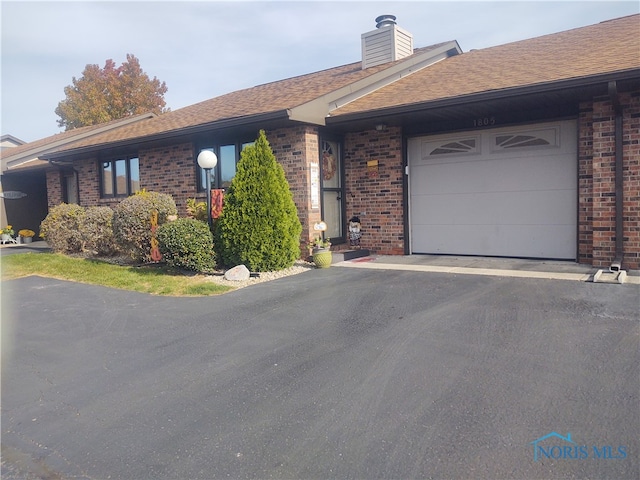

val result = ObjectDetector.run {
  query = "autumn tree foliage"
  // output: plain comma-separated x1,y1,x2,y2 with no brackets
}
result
55,54,168,130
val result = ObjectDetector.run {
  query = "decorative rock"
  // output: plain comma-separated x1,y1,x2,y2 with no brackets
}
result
224,264,251,281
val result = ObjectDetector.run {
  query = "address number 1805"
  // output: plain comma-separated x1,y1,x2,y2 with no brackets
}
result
473,116,496,127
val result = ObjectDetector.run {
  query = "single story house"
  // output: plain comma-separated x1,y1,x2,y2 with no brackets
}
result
3,14,639,269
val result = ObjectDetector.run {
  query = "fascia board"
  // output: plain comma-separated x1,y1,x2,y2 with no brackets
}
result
0,113,156,167
288,41,461,125
326,68,640,124
43,110,291,160
5,156,44,172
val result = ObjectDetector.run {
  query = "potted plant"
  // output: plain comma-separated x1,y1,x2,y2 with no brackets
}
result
309,236,332,268
18,229,35,244
1,225,16,244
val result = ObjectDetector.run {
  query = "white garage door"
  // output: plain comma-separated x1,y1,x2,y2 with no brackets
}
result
408,121,577,259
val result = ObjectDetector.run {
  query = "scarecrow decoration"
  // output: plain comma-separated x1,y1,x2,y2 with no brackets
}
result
348,216,362,248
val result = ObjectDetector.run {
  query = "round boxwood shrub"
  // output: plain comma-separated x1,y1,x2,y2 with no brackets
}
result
157,218,216,272
113,190,177,262
80,206,117,256
39,203,85,254
215,130,302,271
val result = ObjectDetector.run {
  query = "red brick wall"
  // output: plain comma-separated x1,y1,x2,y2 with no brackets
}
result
75,156,103,207
622,91,640,269
578,102,594,265
344,126,404,255
268,125,322,247
47,144,199,215
45,169,64,207
579,90,640,270
140,143,198,215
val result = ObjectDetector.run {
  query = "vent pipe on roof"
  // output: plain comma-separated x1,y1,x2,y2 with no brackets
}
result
362,15,414,69
375,14,397,28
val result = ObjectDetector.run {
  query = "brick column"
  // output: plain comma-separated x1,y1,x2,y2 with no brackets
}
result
591,97,617,267
45,169,64,207
268,126,321,252
578,101,594,265
622,92,640,269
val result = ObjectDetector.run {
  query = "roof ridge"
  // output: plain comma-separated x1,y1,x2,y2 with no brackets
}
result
249,42,454,89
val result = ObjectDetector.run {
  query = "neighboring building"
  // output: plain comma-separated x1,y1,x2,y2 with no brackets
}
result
1,134,26,151
0,134,26,228
3,14,639,269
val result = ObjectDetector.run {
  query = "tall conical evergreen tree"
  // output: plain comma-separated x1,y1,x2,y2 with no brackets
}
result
215,130,302,271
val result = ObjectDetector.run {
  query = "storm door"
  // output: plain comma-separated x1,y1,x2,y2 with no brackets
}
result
320,139,344,243
63,170,79,204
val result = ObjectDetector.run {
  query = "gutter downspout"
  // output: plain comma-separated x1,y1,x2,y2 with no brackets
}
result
608,81,624,271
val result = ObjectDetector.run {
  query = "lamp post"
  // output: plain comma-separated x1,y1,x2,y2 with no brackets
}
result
197,150,218,231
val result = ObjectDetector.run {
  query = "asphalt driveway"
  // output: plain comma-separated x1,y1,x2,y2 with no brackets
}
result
2,268,638,479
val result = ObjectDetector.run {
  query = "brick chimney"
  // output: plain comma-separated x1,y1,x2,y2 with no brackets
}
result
361,15,414,69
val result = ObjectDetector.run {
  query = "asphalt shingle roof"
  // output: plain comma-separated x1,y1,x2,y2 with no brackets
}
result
51,43,452,153
9,14,640,159
330,14,640,116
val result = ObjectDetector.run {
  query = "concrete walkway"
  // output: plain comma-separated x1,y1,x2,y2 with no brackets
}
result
0,240,50,256
335,254,640,285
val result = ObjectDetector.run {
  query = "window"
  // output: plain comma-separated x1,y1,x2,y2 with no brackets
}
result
492,127,559,151
197,141,254,191
100,156,140,197
424,137,479,157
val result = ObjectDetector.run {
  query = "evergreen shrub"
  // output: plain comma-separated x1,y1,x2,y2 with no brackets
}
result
113,190,177,261
157,218,216,273
39,203,85,254
215,130,302,271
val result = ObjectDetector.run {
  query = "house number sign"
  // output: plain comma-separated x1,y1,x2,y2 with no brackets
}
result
472,116,496,127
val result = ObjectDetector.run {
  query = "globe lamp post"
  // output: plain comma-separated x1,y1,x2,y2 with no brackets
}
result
197,150,218,230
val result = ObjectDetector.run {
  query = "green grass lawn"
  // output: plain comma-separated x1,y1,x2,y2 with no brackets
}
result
0,253,232,296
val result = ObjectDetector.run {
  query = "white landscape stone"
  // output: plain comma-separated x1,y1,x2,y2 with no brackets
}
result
224,264,251,281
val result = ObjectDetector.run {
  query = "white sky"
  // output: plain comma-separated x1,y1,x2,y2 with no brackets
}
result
1,0,638,143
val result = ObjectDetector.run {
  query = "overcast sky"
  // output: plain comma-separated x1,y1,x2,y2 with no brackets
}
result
2,0,638,143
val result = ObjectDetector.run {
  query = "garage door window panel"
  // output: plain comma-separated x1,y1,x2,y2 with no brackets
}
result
492,127,559,153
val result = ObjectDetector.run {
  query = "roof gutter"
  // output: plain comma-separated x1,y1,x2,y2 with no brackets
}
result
608,80,624,272
326,69,640,124
42,110,291,161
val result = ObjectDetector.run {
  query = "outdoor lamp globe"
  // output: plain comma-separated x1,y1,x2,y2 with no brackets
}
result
197,150,218,170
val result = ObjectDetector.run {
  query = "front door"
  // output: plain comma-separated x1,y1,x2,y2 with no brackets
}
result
320,139,344,243
63,170,79,204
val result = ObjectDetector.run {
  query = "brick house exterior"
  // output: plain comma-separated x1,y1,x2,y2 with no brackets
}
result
5,15,640,269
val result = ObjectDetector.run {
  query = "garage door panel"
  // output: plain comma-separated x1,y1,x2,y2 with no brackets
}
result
413,157,575,196
408,121,577,259
411,224,576,259
412,189,576,226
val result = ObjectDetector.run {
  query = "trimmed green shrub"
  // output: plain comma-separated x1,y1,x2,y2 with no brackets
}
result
39,203,85,254
186,198,208,222
113,190,177,262
157,218,216,272
80,206,117,256
215,130,302,271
